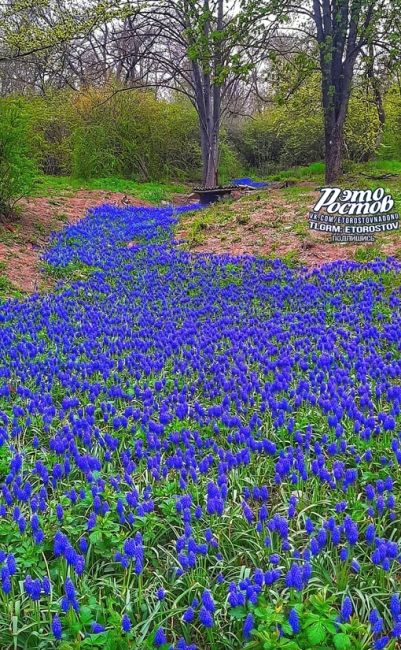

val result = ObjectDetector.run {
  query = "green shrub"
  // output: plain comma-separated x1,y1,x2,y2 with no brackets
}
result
379,85,401,160
0,100,36,217
343,92,380,162
23,85,202,183
229,74,382,175
72,123,119,179
15,92,76,176
219,139,244,182
230,74,324,175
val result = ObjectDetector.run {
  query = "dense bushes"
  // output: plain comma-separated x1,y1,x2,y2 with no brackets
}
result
379,86,401,160
12,86,243,184
343,92,380,162
230,76,384,175
231,78,324,173
0,99,36,217
1,78,400,194
19,87,202,182
70,89,202,181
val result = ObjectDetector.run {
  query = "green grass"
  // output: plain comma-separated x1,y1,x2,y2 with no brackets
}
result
354,245,385,263
281,185,316,201
0,263,25,301
0,225,20,246
267,159,401,185
351,159,401,175
181,198,239,246
268,162,325,183
29,162,401,206
41,261,101,282
30,175,189,204
267,249,302,268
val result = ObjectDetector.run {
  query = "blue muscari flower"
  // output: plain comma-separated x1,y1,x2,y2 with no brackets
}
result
201,590,215,612
156,587,165,600
42,577,51,595
154,627,167,646
370,610,384,634
52,614,62,640
305,518,314,535
199,606,214,627
331,526,341,545
317,528,327,547
64,577,75,601
54,531,67,557
56,504,64,522
61,596,70,613
392,621,401,637
243,612,254,639
344,517,358,545
124,539,136,557
87,512,96,530
369,609,379,625
288,608,300,633
91,622,105,633
366,523,376,543
183,607,195,623
6,555,16,575
365,483,375,501
121,614,131,633
390,594,401,620
340,596,352,622
285,564,303,591
310,538,319,556
1,575,11,594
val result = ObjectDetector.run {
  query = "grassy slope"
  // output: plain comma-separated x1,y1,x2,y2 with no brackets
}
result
267,159,401,182
30,175,189,203
0,176,190,301
177,160,401,264
3,162,401,300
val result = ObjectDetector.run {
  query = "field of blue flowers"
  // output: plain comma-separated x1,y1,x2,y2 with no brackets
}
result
1,202,401,649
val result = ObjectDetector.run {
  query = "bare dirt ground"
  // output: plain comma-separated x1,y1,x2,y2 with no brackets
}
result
0,190,150,294
176,184,401,266
3,182,401,298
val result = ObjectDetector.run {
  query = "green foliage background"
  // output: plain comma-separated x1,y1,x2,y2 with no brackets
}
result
20,87,204,182
1,73,401,212
230,74,384,175
0,99,36,216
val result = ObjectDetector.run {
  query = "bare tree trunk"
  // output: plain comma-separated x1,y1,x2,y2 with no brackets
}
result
200,125,219,186
190,0,222,187
322,75,349,184
325,122,344,184
313,0,364,184
324,89,348,184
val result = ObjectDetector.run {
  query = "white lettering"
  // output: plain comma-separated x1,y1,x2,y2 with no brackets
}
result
314,187,342,212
